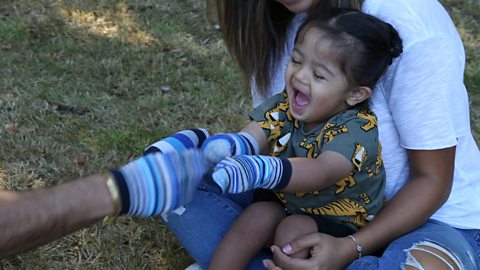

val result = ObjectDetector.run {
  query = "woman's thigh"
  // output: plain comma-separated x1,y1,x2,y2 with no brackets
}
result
458,228,480,267
162,180,268,269
347,219,479,270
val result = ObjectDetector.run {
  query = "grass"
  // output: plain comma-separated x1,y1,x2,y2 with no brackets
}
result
441,0,480,136
0,0,478,269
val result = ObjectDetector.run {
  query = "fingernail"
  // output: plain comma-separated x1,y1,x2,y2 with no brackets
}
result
262,259,268,268
282,244,292,253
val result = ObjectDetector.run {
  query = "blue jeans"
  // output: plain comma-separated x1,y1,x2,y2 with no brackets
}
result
164,181,480,269
347,220,480,270
163,180,268,269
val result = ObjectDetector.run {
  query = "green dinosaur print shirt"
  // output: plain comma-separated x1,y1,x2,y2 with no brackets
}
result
249,91,386,230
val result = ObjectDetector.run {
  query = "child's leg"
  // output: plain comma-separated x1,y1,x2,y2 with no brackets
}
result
274,214,318,259
209,201,286,270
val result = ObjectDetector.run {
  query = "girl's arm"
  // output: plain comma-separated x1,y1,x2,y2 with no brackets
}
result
242,120,355,193
211,148,354,194
283,151,353,192
240,121,269,154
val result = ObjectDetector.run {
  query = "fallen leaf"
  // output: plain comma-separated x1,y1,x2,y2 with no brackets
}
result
74,156,86,167
31,179,45,189
5,123,20,134
0,44,12,50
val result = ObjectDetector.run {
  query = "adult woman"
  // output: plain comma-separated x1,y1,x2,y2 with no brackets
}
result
159,0,480,269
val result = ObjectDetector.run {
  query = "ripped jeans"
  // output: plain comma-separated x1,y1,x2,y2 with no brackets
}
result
163,180,480,270
347,219,480,270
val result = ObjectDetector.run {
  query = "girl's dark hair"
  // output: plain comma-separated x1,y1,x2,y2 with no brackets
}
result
219,0,365,98
298,8,403,90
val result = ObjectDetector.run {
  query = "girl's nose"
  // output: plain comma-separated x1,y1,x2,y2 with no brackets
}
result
293,66,309,85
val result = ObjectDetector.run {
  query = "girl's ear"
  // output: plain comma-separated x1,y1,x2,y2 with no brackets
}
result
346,86,372,106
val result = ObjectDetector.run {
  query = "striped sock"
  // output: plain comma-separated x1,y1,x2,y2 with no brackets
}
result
201,132,259,169
144,128,210,155
112,149,206,217
212,155,292,194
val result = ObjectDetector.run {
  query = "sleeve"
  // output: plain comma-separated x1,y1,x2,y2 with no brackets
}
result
248,91,293,146
320,116,380,172
383,34,468,150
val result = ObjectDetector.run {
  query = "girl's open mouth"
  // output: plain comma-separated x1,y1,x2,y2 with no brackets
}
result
293,88,309,107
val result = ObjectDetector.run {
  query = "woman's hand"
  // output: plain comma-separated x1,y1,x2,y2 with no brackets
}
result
263,233,357,270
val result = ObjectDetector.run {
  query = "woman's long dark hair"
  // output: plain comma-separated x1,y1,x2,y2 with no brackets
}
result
219,0,365,98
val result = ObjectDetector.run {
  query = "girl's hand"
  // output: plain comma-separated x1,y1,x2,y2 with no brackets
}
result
212,155,292,193
264,232,357,270
201,132,259,169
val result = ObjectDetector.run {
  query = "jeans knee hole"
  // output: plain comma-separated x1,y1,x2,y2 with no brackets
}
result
404,242,462,270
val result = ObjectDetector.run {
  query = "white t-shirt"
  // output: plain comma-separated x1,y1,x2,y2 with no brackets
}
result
251,0,480,229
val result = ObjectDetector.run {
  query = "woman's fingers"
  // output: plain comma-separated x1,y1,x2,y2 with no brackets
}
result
263,258,283,270
281,232,324,254
270,245,318,270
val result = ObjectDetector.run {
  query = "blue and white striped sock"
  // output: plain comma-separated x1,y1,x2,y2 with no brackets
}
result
144,128,210,155
112,149,206,217
212,155,292,194
201,132,259,169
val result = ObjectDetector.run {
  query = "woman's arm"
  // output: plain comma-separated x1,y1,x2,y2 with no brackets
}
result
266,147,455,270
0,174,115,258
354,147,455,254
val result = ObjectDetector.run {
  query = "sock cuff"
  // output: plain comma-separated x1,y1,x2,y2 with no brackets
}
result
144,128,210,155
235,132,260,155
275,157,292,190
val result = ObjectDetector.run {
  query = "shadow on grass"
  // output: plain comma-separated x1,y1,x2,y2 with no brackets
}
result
0,1,244,269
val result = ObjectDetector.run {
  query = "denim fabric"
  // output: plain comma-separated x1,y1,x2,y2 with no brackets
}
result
458,228,480,267
164,182,479,270
347,219,480,270
162,180,268,270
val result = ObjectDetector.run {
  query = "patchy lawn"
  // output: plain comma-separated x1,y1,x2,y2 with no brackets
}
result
0,0,478,269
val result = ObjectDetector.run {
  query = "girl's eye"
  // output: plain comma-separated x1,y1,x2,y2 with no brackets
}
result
314,73,326,80
290,57,301,64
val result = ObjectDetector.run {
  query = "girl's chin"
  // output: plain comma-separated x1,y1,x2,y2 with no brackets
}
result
290,104,307,120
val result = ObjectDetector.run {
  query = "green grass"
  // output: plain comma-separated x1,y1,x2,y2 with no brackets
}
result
0,0,478,269
441,0,480,137
0,1,247,269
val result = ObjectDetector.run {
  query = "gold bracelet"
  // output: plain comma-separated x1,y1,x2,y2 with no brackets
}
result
347,235,363,259
102,172,121,223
